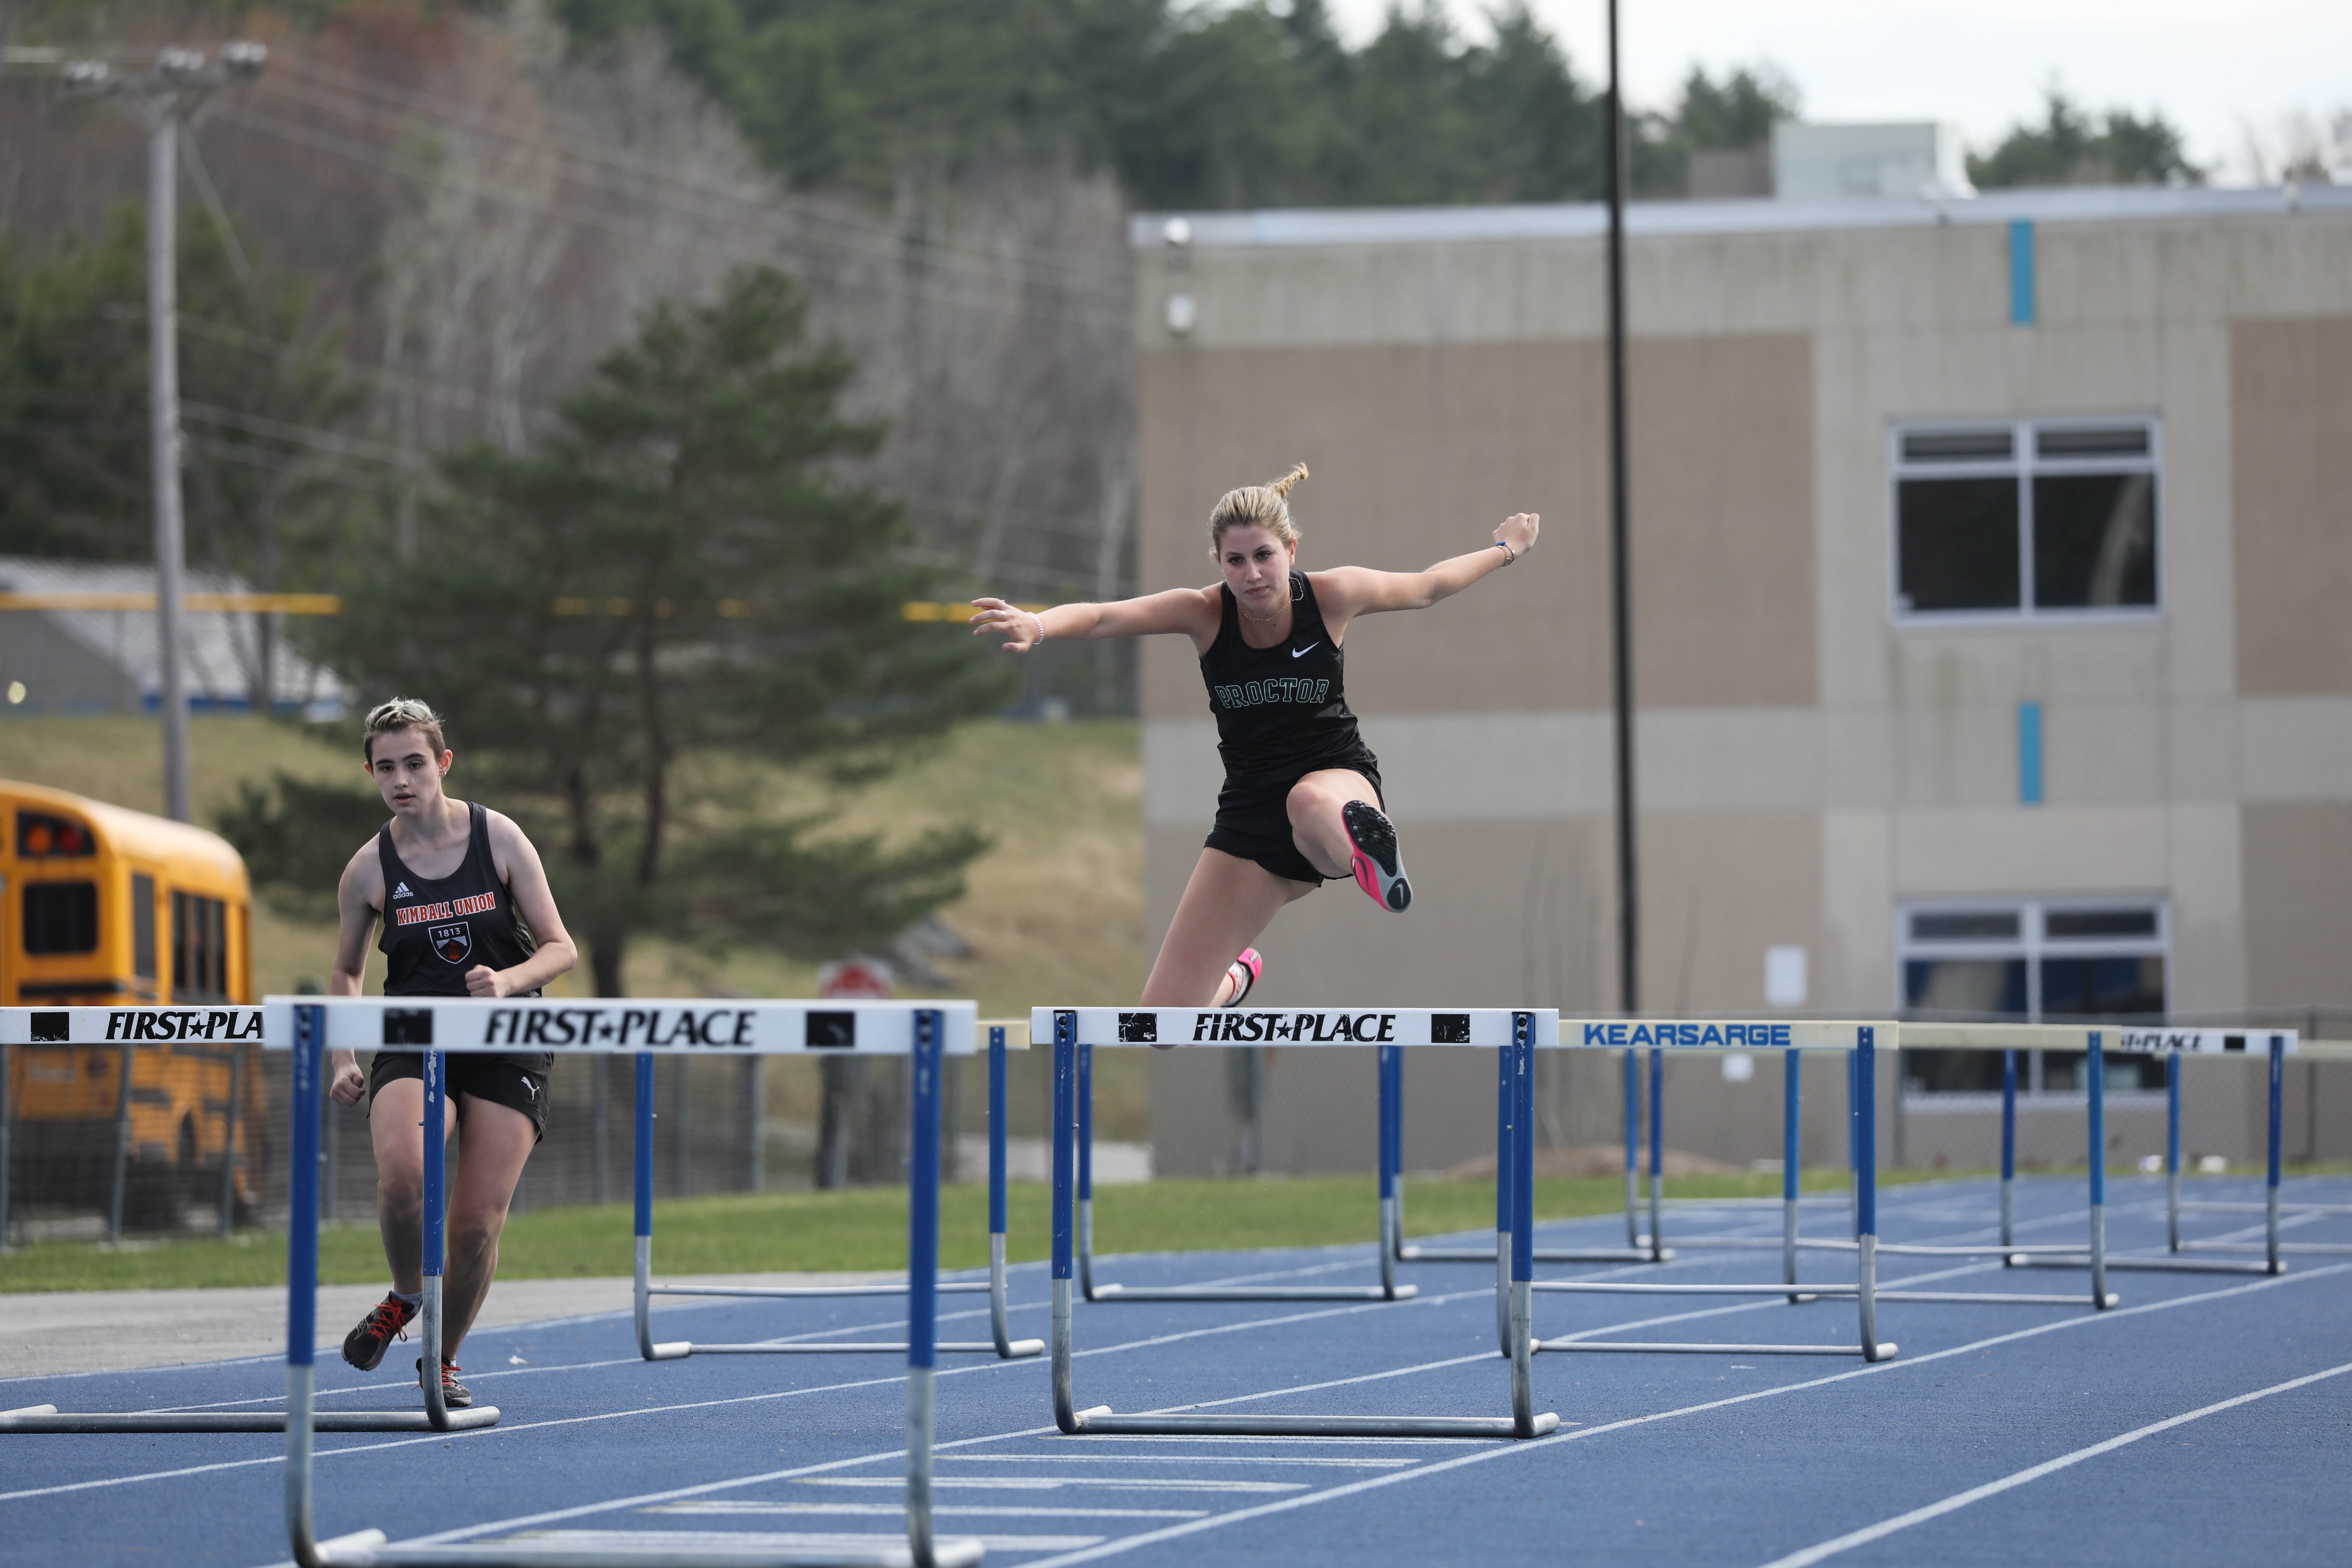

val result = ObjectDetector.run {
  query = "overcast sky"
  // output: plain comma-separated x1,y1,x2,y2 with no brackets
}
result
1322,1,2351,182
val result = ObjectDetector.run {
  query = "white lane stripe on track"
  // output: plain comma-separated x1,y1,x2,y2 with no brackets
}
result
0,1276,1524,1506
1008,1262,2352,1568
271,1260,2343,1566
1752,1359,2352,1568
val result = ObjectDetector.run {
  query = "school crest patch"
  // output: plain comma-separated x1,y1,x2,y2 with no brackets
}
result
429,921,472,966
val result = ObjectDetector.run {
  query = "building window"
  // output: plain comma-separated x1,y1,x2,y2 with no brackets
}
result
23,881,99,954
1899,898,2168,1097
1892,420,2159,619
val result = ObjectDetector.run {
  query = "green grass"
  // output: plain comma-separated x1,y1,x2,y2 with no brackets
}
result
0,1169,1955,1293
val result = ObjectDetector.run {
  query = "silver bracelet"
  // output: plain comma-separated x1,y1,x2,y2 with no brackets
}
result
1494,540,1516,566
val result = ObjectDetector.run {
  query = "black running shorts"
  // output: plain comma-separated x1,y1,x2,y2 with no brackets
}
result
368,1051,551,1144
1204,752,1384,888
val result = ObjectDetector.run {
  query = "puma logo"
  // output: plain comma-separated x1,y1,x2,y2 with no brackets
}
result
1290,643,1318,658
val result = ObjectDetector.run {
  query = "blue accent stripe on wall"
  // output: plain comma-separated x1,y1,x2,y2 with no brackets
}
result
2009,220,2036,325
2018,700,2044,804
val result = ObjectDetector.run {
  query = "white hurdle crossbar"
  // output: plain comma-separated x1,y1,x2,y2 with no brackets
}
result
0,1004,501,1437
266,997,982,1568
634,1021,1040,1359
1042,1006,1557,1438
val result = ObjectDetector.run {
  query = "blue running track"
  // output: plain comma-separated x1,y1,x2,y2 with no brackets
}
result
5,1174,2349,1567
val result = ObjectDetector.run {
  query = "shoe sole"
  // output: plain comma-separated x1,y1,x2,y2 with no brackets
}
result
1342,802,1411,913
344,1315,409,1372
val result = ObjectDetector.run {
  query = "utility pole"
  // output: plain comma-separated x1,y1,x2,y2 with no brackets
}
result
1603,2,1638,1013
60,43,267,823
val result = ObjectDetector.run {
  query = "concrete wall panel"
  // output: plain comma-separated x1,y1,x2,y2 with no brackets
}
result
2234,317,2352,695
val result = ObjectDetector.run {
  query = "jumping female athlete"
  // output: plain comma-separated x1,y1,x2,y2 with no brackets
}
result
326,698,578,1408
972,465,1538,1008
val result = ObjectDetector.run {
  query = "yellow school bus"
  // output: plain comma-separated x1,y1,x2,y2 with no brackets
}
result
0,782,262,1227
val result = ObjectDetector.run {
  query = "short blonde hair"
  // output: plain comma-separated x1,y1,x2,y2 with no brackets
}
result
362,696,447,764
1208,463,1308,553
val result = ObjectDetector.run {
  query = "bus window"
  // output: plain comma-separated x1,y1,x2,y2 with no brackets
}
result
133,872,158,982
173,889,229,1001
24,881,99,953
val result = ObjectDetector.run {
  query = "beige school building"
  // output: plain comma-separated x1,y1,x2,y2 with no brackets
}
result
1127,184,2352,1180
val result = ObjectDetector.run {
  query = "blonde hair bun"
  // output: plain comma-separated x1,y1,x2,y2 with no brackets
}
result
1208,462,1311,551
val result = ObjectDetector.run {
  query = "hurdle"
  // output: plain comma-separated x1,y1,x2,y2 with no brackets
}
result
1071,1024,1414,1303
2000,1028,2306,1278
1530,1022,1897,1360
273,996,984,1568
1043,1006,1556,1438
1389,1043,1667,1270
634,1022,1041,1359
0,1004,500,1437
2160,1037,2352,1261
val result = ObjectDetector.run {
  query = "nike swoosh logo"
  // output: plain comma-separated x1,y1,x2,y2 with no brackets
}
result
1291,643,1318,658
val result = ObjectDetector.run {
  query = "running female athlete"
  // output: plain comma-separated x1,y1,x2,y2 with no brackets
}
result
972,465,1538,1008
326,698,578,1408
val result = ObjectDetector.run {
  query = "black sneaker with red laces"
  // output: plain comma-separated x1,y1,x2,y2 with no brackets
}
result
341,1292,418,1372
418,1356,472,1409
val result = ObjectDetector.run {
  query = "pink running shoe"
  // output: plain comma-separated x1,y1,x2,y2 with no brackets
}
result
1342,800,1412,912
1221,948,1263,1007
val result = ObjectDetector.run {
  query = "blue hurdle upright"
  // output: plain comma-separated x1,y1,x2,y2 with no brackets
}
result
273,995,985,1568
1044,1006,1556,1438
0,1004,498,1437
634,1021,1040,1358
1390,1043,1669,1269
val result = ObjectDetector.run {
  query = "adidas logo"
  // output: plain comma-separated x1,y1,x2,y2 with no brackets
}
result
392,881,414,901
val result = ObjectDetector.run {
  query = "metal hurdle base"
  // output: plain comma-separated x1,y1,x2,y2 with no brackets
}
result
1398,1238,1671,1265
305,1531,986,1567
0,1402,500,1434
2010,1253,2284,1276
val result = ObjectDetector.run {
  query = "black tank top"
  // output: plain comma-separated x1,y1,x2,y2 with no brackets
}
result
376,803,539,997
1199,572,1371,788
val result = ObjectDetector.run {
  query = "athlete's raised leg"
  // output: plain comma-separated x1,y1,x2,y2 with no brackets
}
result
441,1094,537,1356
1141,848,1312,1008
1286,769,1410,912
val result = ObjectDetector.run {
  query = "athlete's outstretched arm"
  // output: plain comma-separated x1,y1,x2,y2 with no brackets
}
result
970,587,1219,653
1315,512,1539,631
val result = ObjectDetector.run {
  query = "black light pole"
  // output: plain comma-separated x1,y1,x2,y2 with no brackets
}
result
1604,0,1639,1013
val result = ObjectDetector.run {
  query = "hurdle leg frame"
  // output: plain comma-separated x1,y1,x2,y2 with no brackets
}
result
7,1015,497,1437
1393,1038,1660,1267
291,1006,981,1568
1536,1031,1897,1360
1078,1036,1414,1304
1051,1009,1554,1438
632,1035,1036,1359
2013,1034,2292,1277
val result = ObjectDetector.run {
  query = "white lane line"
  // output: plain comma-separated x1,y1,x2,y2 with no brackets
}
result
510,1530,1106,1552
1754,1359,2352,1568
0,1284,1494,1503
1009,1262,2352,1568
943,1456,1421,1463
651,1503,1210,1519
796,1478,1309,1493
